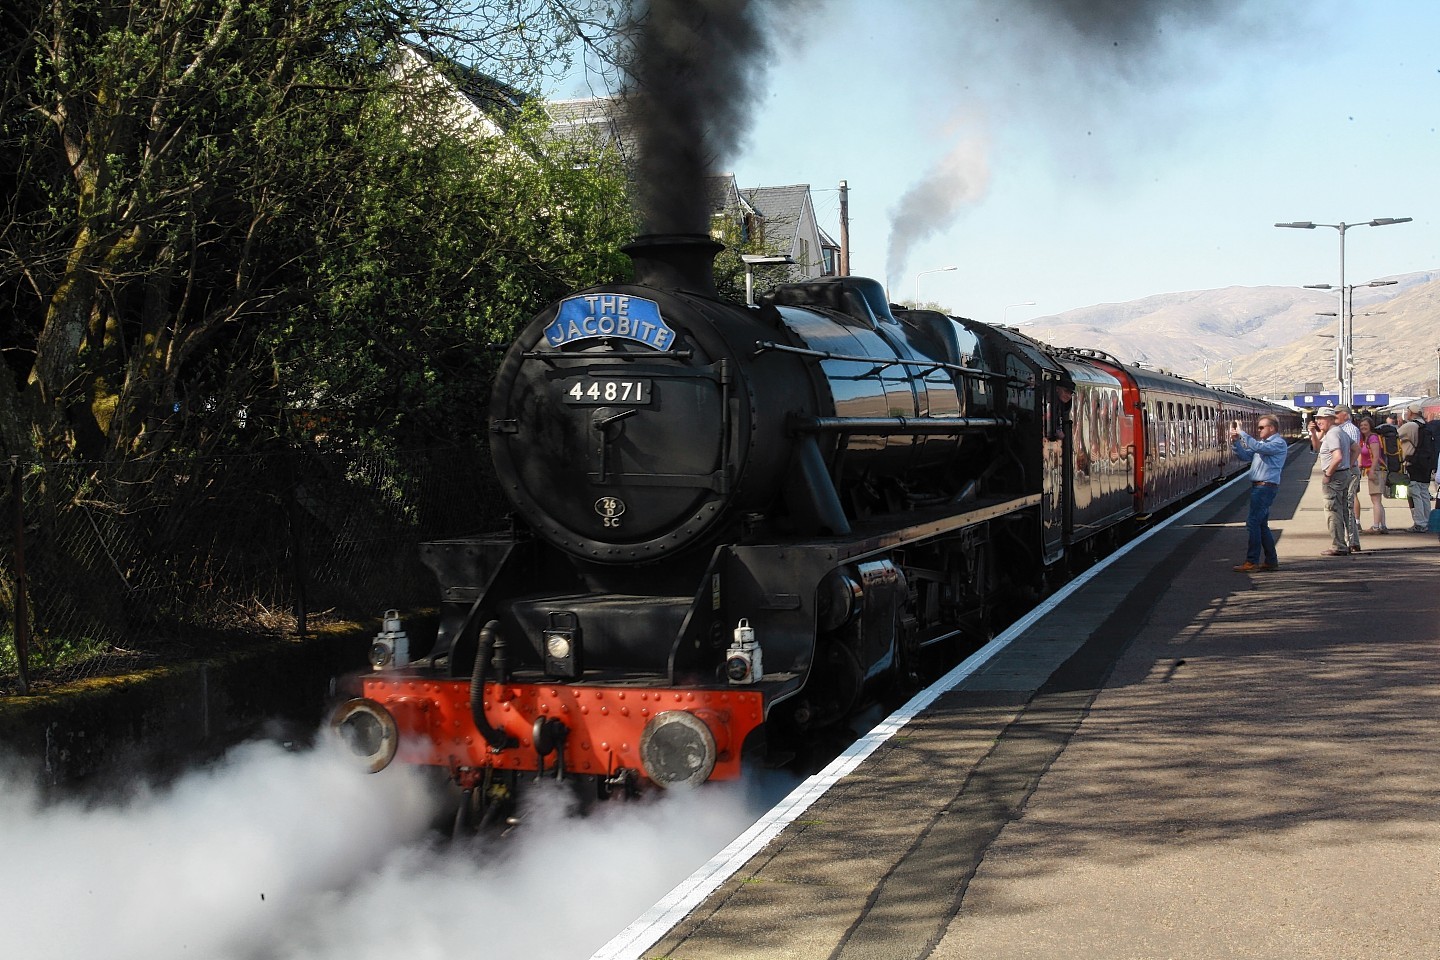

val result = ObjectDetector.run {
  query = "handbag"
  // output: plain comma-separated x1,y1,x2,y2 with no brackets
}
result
1385,474,1409,500
1430,511,1440,534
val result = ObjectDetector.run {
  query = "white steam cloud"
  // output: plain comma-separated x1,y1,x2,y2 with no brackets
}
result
1,738,780,960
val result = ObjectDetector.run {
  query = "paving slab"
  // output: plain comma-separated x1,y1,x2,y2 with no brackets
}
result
643,447,1440,960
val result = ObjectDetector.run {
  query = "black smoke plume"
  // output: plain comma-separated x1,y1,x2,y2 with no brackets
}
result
619,0,771,235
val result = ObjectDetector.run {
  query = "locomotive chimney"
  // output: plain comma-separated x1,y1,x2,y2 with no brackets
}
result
622,234,723,297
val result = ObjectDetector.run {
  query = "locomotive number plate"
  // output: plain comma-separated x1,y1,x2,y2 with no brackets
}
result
562,378,651,405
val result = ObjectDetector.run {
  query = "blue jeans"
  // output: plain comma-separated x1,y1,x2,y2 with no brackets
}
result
1246,483,1279,564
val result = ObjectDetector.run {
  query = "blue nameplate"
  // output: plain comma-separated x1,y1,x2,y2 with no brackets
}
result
544,295,676,351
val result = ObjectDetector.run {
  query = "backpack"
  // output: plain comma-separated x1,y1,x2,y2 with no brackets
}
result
1375,422,1403,473
1407,418,1440,482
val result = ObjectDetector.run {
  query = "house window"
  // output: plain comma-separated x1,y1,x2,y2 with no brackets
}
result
798,238,810,272
822,247,836,276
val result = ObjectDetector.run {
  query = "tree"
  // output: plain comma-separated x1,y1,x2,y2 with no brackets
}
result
0,0,630,463
272,101,636,446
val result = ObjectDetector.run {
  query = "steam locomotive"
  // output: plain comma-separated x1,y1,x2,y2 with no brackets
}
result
332,234,1298,824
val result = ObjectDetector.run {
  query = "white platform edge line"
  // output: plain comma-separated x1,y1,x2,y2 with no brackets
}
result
590,473,1245,960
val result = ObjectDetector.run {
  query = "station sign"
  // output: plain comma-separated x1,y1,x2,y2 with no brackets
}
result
1292,393,1339,407
1353,392,1390,406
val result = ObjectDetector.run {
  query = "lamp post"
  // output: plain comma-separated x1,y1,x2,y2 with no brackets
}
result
1004,300,1036,325
740,253,796,306
913,265,957,305
1303,279,1396,398
1276,218,1411,405
1314,324,1341,386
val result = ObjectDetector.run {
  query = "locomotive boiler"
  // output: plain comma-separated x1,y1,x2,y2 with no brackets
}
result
332,233,1294,823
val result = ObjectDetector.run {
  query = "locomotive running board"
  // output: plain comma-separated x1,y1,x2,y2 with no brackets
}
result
811,493,1041,561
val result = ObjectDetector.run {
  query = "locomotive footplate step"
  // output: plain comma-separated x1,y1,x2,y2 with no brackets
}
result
636,445,1440,960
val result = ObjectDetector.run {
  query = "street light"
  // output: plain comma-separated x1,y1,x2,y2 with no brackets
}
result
1276,217,1411,405
914,265,957,305
740,253,795,306
1004,300,1036,325
1315,330,1342,384
1304,279,1397,397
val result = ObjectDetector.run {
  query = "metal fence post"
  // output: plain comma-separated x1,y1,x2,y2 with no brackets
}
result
284,444,309,637
10,458,31,693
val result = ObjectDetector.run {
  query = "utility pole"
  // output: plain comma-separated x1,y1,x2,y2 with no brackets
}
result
838,180,850,277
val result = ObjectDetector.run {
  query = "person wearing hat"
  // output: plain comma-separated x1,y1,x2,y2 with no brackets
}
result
1229,414,1287,572
1309,406,1356,556
1334,405,1364,551
1398,402,1432,531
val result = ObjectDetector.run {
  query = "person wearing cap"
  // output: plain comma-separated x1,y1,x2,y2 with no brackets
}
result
1229,414,1287,572
1398,402,1433,531
1334,405,1364,551
1309,406,1355,556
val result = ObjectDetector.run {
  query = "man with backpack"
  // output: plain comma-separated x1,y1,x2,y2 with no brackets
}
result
1398,403,1437,532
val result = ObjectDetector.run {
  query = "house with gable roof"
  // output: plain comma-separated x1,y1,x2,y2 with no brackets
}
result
391,44,533,141
377,65,840,281
545,97,641,166
545,98,840,282
740,183,840,280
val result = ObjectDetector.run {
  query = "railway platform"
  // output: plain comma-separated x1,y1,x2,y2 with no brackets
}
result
609,444,1440,960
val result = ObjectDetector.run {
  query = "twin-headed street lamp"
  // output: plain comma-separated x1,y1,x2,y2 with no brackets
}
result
1305,279,1396,394
1275,218,1411,405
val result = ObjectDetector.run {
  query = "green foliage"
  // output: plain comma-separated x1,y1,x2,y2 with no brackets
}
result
0,0,632,461
271,104,636,446
709,216,796,304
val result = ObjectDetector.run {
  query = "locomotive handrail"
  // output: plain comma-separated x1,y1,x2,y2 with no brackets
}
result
521,347,695,363
795,415,1011,435
1059,346,1127,368
752,339,1008,381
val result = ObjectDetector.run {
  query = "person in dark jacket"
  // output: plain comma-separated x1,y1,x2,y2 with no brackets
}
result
1398,403,1432,532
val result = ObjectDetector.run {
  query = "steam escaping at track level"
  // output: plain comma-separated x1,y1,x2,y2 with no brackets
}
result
0,737,774,960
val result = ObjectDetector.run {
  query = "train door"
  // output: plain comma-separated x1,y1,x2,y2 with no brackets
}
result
1143,401,1157,507
1041,376,1069,565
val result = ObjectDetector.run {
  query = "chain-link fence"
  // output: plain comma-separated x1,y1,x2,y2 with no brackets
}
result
1,445,507,696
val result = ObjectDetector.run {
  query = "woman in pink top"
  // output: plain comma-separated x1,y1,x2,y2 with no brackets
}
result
1357,416,1387,532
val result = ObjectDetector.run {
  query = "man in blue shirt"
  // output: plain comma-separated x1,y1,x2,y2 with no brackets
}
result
1229,413,1288,572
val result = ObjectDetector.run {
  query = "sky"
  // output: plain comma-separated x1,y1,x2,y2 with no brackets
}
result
550,0,1439,327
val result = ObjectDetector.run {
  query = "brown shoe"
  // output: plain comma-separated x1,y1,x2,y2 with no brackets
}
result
1232,561,1263,572
1320,548,1347,557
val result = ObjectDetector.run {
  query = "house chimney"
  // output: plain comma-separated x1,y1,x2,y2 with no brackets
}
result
622,234,723,297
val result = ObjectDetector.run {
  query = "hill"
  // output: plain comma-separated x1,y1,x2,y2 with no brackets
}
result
1015,270,1440,398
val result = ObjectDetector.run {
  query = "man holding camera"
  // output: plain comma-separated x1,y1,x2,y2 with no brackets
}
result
1229,414,1288,572
1309,407,1357,556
